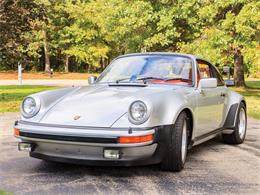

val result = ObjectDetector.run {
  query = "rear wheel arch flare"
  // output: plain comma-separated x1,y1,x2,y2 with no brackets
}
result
224,100,246,129
235,100,247,126
241,100,246,108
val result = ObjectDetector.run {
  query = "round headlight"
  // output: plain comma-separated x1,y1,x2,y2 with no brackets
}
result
128,101,149,124
22,97,40,118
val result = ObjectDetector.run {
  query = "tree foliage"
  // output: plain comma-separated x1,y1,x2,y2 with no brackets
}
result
0,0,259,84
180,0,260,85
0,0,44,69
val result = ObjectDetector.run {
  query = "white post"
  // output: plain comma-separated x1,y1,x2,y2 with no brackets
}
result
18,62,22,85
50,68,53,78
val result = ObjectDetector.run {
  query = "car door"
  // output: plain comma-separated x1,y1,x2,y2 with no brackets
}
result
211,65,228,126
195,60,226,137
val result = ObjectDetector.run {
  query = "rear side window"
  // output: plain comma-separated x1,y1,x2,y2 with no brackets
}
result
198,63,212,78
197,60,224,86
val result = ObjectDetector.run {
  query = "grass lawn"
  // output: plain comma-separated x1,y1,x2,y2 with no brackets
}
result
0,81,259,119
0,190,12,195
0,85,59,112
232,80,260,119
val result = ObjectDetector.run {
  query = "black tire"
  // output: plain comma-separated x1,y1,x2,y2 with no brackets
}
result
223,102,247,144
160,112,189,172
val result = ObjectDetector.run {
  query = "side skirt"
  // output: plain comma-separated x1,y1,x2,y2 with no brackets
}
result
191,128,225,147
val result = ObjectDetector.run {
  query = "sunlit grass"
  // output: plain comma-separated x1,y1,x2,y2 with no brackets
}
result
232,80,260,119
246,80,260,89
0,190,12,195
0,85,60,112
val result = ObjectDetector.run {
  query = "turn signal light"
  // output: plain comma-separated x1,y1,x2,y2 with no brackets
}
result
118,134,153,144
14,128,20,136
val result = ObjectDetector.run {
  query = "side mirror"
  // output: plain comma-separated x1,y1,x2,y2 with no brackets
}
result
88,76,97,85
198,78,217,92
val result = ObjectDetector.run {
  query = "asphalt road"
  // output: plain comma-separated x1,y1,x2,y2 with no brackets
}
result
0,113,259,195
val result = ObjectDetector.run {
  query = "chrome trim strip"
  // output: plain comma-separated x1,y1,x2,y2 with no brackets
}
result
17,120,157,131
15,122,155,138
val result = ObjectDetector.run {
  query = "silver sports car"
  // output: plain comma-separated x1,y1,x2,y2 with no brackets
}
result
14,53,247,172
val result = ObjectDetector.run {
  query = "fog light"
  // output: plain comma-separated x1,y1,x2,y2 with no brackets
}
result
104,149,121,159
18,142,33,152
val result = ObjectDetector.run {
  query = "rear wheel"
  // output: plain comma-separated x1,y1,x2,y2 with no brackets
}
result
223,103,247,144
160,112,189,172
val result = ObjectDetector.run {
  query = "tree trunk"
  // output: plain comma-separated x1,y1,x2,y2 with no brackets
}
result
64,55,69,72
87,64,91,73
233,49,245,87
43,30,50,72
105,58,110,68
100,57,105,70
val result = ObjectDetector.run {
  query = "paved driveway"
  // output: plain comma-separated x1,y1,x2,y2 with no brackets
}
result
0,113,259,194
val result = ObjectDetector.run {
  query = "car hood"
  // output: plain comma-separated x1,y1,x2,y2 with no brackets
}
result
39,84,183,127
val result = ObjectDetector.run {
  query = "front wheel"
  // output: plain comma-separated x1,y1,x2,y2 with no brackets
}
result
160,112,189,172
223,102,247,144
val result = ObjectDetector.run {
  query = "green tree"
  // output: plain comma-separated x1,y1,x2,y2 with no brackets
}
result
89,0,153,56
144,0,201,52
1,0,259,77
18,0,54,72
180,0,260,86
0,0,44,70
58,0,109,72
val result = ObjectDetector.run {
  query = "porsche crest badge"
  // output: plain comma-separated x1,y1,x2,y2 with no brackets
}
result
73,115,81,120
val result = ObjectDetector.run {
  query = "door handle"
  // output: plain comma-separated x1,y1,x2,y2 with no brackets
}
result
220,93,226,97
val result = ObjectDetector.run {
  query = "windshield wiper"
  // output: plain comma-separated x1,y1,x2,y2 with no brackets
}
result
115,76,183,84
164,78,191,82
137,77,192,84
136,76,166,83
115,77,131,83
115,76,164,83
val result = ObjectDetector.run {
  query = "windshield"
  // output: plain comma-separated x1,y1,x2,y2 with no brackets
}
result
97,55,194,86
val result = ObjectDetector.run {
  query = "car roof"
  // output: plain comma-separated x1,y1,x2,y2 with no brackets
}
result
117,52,212,64
118,52,194,58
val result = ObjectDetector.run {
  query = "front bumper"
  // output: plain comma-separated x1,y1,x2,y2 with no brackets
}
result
14,121,167,166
